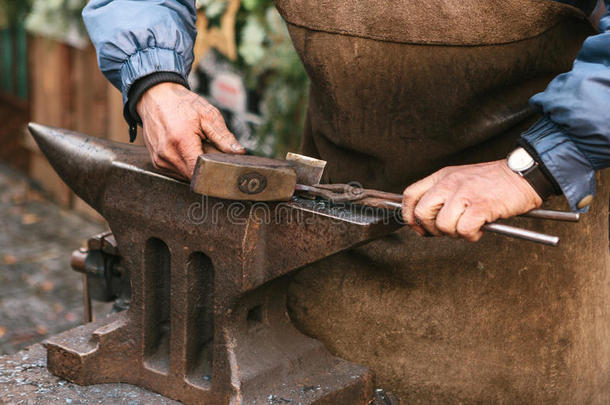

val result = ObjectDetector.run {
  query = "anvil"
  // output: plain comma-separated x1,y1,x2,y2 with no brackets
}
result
28,124,402,404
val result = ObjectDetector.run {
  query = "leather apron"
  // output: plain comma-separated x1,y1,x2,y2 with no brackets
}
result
274,1,610,403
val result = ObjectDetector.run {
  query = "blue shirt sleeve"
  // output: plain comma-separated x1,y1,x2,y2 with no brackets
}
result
82,0,197,105
521,1,610,212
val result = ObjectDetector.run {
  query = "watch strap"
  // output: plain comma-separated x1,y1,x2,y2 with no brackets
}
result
516,138,562,196
521,164,556,200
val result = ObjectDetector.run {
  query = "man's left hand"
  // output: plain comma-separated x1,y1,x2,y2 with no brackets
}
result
401,160,543,242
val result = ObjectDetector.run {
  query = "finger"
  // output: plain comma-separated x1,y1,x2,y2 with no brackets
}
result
141,129,175,172
198,107,245,154
150,151,189,181
456,207,487,242
149,132,202,180
402,173,443,235
202,142,222,154
177,141,204,180
435,196,468,238
413,188,450,236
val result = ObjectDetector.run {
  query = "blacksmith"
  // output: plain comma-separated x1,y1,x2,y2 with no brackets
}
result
82,0,610,402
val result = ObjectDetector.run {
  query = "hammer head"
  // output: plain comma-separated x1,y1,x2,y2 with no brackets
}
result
191,154,298,201
190,152,327,201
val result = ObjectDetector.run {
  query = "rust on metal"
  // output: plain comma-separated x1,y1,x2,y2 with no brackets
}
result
28,123,402,405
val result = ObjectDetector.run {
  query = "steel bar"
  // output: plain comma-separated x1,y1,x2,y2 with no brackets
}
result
379,200,561,245
82,273,92,323
483,223,560,246
523,209,580,222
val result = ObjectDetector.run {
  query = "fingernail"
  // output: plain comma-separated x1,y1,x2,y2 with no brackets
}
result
231,143,245,152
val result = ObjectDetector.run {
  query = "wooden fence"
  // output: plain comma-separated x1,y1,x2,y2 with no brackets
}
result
23,36,142,221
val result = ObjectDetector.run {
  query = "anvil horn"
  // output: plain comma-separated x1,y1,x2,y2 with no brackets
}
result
28,123,146,212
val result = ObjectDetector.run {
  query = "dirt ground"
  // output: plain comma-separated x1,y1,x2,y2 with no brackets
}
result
0,162,107,355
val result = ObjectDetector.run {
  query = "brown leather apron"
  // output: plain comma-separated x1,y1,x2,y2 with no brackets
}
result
274,1,610,403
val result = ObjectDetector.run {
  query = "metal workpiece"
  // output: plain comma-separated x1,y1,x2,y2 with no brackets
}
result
28,123,402,405
295,184,580,245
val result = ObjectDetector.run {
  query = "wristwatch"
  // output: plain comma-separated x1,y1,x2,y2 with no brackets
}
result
506,147,556,199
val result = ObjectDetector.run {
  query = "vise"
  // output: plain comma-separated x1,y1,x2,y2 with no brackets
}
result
28,124,402,404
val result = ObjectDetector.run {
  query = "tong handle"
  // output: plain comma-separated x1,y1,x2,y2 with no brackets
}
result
379,192,580,223
523,209,580,222
299,185,578,247
379,201,561,246
483,223,559,246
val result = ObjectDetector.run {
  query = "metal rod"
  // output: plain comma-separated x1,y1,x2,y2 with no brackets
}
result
336,188,578,222
523,209,580,222
383,201,560,246
483,223,559,246
82,273,92,323
380,201,402,210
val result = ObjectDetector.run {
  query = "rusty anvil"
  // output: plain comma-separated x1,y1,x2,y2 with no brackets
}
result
28,124,402,405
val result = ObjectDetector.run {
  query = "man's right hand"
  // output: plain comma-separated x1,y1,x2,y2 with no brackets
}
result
136,82,245,180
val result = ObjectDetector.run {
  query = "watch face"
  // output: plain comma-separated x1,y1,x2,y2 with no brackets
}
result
508,147,535,172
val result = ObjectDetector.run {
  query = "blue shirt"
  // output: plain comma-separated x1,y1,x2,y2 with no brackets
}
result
83,0,610,212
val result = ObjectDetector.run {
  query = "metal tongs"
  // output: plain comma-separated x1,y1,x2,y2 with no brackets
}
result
295,183,580,246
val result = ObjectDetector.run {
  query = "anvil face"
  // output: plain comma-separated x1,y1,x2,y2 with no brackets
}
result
28,124,402,405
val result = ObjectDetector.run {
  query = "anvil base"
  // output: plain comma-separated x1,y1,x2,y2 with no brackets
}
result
44,311,374,404
0,344,180,404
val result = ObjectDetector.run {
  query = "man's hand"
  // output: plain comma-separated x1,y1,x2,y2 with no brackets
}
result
402,160,543,242
136,82,245,180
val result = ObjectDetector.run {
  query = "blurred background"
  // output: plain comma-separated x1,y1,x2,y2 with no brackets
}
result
0,0,308,355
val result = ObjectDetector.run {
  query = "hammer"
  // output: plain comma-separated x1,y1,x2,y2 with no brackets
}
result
190,153,579,246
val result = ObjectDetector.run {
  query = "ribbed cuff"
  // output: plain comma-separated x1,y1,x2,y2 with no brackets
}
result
125,72,189,141
520,118,597,213
119,48,189,142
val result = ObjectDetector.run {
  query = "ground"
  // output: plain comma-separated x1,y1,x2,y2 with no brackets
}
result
0,163,107,355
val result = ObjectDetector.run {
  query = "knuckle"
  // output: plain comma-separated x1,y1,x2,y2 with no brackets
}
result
456,222,477,238
203,104,221,120
438,166,455,176
445,172,464,185
436,219,451,234
211,107,223,120
167,134,183,148
401,209,413,224
413,205,428,221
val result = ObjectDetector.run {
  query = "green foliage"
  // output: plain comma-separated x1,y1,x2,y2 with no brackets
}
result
233,2,309,156
24,0,88,47
0,0,32,28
